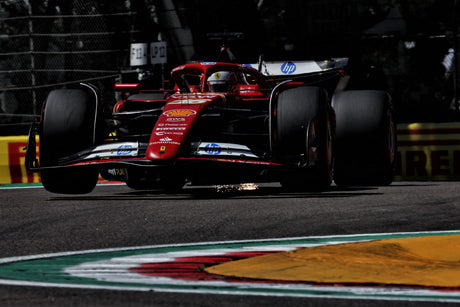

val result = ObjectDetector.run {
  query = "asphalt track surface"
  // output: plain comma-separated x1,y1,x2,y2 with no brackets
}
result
1,181,460,306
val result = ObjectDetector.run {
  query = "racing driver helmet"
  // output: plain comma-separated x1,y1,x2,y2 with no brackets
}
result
207,71,237,92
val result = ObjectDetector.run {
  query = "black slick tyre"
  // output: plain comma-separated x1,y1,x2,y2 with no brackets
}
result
272,86,333,190
332,90,396,186
40,88,99,194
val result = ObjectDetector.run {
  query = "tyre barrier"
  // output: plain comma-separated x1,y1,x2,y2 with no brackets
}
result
2,122,460,184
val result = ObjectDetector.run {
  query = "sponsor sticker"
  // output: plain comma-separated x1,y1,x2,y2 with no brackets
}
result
164,109,196,117
204,143,222,155
156,127,186,131
84,142,138,160
107,168,126,176
165,123,187,127
151,137,180,146
281,62,296,74
117,144,134,156
168,99,210,105
155,131,184,136
195,142,259,158
151,141,180,146
166,117,186,122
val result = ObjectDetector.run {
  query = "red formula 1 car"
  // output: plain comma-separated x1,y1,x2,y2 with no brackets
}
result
25,49,396,194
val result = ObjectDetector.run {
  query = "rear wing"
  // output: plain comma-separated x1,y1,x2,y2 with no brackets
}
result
205,32,348,77
245,58,349,77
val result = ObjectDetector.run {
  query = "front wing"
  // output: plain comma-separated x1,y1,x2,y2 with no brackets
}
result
25,123,284,176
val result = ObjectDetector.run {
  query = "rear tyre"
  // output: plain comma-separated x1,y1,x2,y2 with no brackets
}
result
332,90,396,186
40,88,100,194
272,86,333,191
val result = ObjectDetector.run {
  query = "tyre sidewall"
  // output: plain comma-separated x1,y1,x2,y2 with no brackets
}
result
332,90,395,185
272,86,332,190
40,89,99,194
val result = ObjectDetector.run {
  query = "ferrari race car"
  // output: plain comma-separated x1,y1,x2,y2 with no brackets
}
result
25,47,396,194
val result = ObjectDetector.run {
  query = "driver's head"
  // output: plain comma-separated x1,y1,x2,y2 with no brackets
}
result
207,71,237,92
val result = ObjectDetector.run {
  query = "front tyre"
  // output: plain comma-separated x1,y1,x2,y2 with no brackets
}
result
272,86,333,190
40,88,100,194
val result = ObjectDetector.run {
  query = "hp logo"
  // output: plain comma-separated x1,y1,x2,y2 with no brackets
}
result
281,62,296,74
117,144,133,156
204,143,221,155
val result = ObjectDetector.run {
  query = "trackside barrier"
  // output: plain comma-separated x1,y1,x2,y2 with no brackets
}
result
395,122,460,181
2,122,460,184
0,136,40,184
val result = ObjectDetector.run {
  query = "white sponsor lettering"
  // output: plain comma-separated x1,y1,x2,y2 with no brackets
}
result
195,142,258,158
166,117,186,122
155,132,184,136
156,127,186,131
150,141,180,146
168,99,210,105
